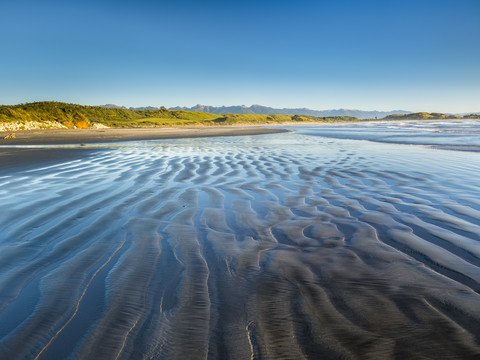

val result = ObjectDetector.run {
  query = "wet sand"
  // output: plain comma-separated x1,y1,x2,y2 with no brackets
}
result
0,126,287,145
0,131,479,359
0,148,104,175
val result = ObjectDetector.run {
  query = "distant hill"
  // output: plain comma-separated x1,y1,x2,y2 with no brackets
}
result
131,106,162,111
384,112,462,120
4,102,474,132
168,104,412,119
100,104,480,119
456,113,480,119
1,102,222,129
99,104,128,109
0,102,358,131
100,105,164,111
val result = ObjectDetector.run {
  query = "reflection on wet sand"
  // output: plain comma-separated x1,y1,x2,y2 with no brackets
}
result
0,132,479,359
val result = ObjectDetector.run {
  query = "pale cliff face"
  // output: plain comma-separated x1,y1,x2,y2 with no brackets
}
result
0,120,68,131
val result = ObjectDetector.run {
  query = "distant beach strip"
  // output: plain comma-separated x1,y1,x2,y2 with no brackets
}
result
0,126,288,146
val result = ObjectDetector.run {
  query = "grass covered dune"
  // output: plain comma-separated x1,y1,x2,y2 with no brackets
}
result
0,101,358,130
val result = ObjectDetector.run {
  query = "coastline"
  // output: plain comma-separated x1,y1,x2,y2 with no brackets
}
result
0,126,287,146
0,126,288,174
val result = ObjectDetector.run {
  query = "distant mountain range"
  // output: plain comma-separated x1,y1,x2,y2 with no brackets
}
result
100,104,163,111
100,104,412,119
167,105,413,119
99,104,480,119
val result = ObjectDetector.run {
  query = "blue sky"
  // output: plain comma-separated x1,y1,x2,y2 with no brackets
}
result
1,0,479,112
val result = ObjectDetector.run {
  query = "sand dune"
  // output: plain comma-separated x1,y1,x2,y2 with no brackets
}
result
0,132,479,359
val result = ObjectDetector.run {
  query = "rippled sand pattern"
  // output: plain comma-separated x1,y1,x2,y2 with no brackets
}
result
1,133,480,359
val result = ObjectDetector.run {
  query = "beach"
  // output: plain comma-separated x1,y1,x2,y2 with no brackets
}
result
0,126,286,174
0,126,286,145
0,123,479,359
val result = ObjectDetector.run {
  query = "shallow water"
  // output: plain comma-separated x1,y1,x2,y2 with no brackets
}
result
0,125,480,359
282,119,480,150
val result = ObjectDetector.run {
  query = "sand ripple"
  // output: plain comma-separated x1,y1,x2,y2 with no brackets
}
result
0,133,479,359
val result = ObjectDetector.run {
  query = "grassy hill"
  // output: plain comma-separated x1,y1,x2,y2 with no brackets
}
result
0,102,359,129
384,112,462,120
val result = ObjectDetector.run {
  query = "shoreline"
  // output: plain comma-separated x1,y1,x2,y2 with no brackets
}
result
1,127,479,358
0,126,287,174
0,126,288,146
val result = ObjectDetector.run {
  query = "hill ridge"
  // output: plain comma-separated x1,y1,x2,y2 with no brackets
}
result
167,104,412,119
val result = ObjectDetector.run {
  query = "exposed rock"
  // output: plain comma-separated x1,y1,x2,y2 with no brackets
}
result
92,123,110,129
0,121,68,131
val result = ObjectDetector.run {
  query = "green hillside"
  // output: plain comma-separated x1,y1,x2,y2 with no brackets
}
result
0,102,359,129
384,112,462,120
0,102,220,128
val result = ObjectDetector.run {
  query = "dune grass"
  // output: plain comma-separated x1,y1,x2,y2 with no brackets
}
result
0,102,359,129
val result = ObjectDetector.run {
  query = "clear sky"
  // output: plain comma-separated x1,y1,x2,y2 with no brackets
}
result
1,0,479,112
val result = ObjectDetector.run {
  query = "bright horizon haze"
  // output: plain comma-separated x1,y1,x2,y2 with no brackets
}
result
1,0,479,113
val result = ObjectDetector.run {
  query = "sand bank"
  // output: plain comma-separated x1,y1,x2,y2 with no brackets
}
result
0,126,287,145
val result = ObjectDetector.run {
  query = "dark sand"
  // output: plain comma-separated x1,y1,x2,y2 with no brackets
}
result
1,129,479,359
0,126,286,175
0,126,287,145
0,148,104,175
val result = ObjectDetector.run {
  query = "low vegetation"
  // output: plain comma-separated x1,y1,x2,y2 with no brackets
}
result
1,102,477,130
0,102,359,129
463,114,480,119
0,102,221,128
384,112,463,120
